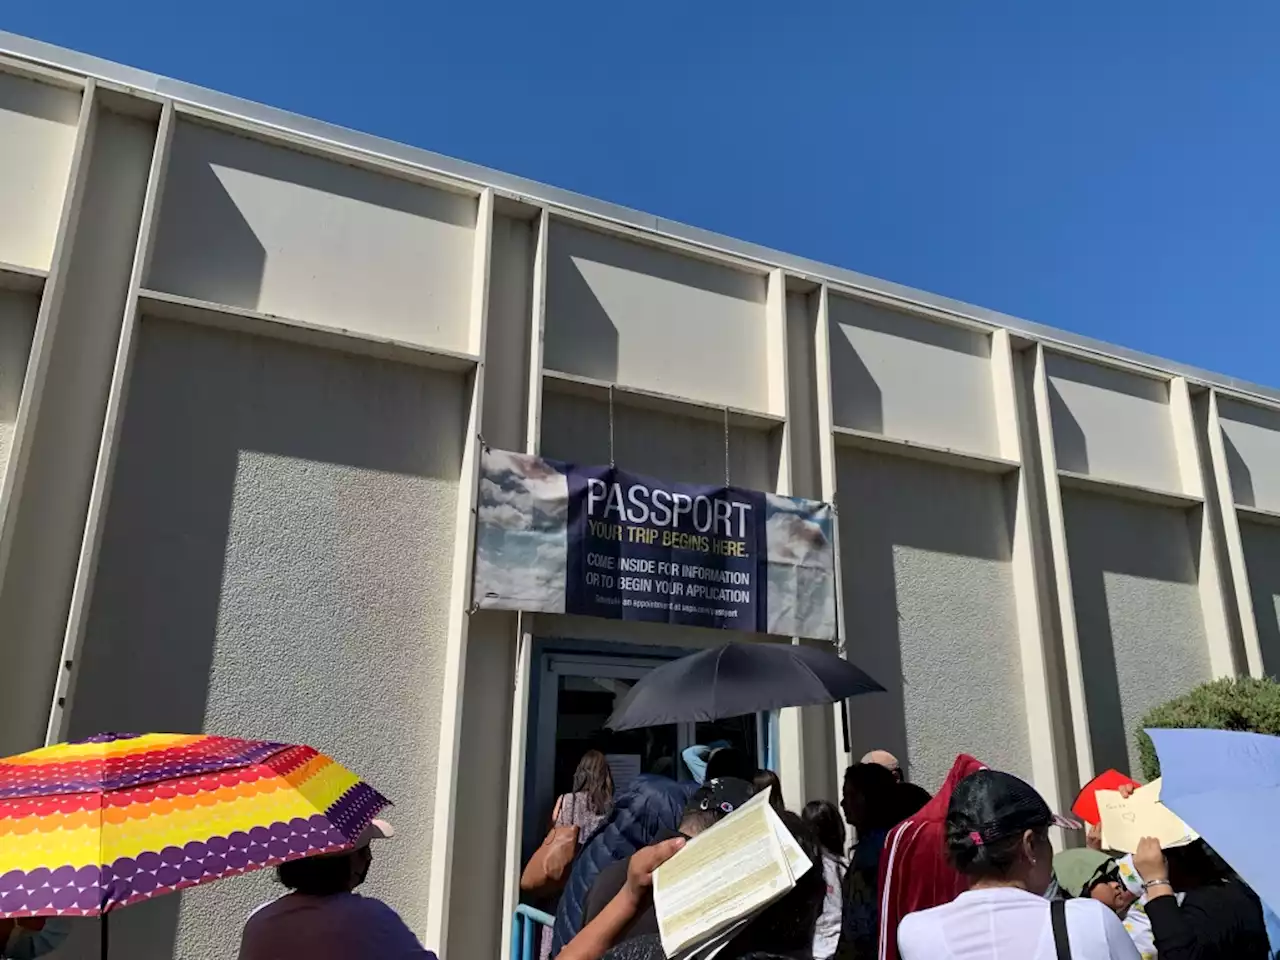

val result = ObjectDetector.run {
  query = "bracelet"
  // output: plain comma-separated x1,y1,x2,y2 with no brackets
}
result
1143,878,1172,890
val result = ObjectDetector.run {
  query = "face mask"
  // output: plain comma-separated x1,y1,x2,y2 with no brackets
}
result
1043,874,1063,901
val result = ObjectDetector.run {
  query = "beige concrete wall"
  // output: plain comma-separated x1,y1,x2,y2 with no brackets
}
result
62,320,462,958
0,43,1276,960
0,71,80,270
837,449,1033,789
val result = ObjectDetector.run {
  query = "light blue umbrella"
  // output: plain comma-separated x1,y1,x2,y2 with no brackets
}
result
1147,727,1280,914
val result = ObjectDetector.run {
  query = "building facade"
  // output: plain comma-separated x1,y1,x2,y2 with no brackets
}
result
1,30,1278,960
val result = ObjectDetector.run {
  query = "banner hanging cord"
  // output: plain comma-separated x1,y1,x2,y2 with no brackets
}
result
608,383,617,468
723,407,731,487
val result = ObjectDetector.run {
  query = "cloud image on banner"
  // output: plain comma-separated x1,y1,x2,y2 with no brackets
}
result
472,447,836,641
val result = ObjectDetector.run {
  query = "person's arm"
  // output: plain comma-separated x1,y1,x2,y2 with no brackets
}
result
559,837,685,960
1132,836,1222,960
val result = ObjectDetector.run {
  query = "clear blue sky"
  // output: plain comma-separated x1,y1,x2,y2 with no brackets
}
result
7,2,1278,386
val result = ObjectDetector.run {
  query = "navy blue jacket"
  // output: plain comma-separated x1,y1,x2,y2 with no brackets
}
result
550,774,696,956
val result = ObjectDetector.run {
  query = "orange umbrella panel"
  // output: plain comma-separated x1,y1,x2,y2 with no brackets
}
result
0,733,389,917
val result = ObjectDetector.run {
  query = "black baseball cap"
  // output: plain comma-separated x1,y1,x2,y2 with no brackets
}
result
686,776,756,818
949,770,1081,847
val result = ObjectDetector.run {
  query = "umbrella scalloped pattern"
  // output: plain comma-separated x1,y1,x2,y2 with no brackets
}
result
0,733,389,918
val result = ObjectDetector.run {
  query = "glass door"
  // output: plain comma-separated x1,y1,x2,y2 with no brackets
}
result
526,650,768,858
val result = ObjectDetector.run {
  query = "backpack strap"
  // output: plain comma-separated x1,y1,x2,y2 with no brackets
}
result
1051,898,1072,960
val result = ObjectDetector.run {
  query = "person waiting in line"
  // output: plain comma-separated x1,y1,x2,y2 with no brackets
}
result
704,747,757,784
860,750,903,783
896,769,1138,960
532,750,615,960
836,762,906,959
237,819,438,960
581,777,757,944
754,770,786,813
803,800,849,960
876,754,985,960
551,772,697,955
890,781,932,824
562,813,828,960
1131,835,1270,959
1054,848,1140,918
682,741,731,783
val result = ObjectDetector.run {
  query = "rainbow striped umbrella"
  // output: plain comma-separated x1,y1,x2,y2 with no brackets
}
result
0,732,389,919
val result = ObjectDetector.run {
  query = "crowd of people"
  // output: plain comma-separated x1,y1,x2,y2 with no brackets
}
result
531,746,1278,960
8,744,1269,959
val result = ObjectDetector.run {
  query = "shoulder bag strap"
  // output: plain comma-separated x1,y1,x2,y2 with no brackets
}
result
1050,898,1072,960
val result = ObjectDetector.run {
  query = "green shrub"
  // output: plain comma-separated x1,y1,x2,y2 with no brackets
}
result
1136,676,1280,780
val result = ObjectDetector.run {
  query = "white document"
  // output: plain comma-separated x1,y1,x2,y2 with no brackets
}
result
1098,777,1199,852
652,786,811,958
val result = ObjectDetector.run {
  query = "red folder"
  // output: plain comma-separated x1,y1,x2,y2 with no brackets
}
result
1073,769,1140,826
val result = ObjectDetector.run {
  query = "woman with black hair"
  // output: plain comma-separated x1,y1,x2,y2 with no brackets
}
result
836,762,902,959
1131,835,1270,959
897,769,1139,959
804,800,849,959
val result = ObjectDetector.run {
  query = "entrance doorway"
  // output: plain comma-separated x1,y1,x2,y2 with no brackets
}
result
524,645,768,859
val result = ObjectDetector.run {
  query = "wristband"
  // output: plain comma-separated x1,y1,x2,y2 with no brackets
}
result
1142,878,1172,890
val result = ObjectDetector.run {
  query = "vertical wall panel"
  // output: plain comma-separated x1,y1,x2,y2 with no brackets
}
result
828,295,999,456
444,627,517,960
838,449,1032,790
149,121,478,352
1045,354,1180,491
0,108,155,757
66,320,462,959
482,214,536,451
1240,520,1280,676
0,290,37,479
1217,398,1280,512
1062,491,1212,776
0,72,81,270
543,220,769,412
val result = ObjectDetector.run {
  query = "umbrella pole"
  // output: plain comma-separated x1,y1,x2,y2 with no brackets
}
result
101,911,109,960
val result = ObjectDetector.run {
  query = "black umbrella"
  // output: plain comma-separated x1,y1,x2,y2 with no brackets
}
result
605,642,884,730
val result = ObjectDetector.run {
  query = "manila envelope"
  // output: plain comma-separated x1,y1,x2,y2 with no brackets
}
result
1097,777,1199,853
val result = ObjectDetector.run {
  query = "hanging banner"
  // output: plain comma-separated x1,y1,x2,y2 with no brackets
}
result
471,447,837,641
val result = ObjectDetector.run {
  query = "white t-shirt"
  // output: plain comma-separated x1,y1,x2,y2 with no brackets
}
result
898,886,1141,960
812,851,848,960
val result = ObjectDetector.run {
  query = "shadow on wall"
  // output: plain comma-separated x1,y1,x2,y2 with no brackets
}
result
63,319,466,959
147,126,267,311
1223,431,1256,508
542,219,765,386
148,121,478,315
1062,490,1210,778
827,321,883,434
0,70,82,122
1240,520,1280,677
836,449,1030,793
1047,379,1089,475
544,224,620,383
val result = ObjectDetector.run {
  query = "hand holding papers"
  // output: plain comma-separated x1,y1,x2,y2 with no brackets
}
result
1097,777,1199,853
652,786,811,959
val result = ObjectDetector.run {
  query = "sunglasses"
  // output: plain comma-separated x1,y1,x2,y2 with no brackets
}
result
1084,861,1122,893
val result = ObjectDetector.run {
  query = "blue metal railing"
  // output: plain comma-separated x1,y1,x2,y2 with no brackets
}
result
512,904,555,960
